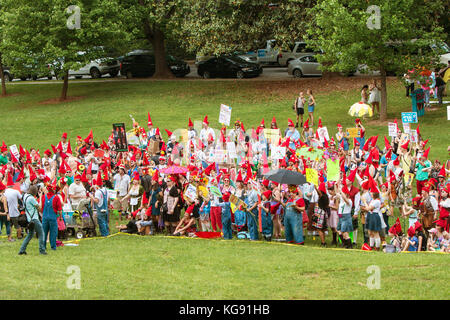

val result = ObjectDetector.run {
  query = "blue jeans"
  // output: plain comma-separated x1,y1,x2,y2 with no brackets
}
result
221,212,232,240
0,215,11,236
42,218,58,250
261,212,273,238
19,219,46,254
97,211,109,236
246,209,259,240
284,207,304,244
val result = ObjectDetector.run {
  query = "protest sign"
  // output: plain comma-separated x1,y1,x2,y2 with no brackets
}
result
226,142,237,159
271,146,286,160
402,122,410,134
263,129,280,143
326,159,340,182
346,128,360,138
184,184,197,201
113,123,129,151
229,194,247,210
296,147,324,161
401,112,418,123
317,127,330,143
249,179,261,195
388,122,397,137
9,145,20,162
219,104,232,126
107,189,117,201
410,130,418,143
209,185,222,197
214,149,227,163
305,168,319,187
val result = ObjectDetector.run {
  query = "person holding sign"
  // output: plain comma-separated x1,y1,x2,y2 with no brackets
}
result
336,182,354,249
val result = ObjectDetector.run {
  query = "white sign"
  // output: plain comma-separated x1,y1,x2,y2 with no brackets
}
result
214,149,227,163
271,146,286,160
410,130,418,143
226,142,237,159
317,127,330,143
9,145,20,161
402,122,410,134
184,184,197,201
107,189,117,200
219,104,232,126
388,123,397,137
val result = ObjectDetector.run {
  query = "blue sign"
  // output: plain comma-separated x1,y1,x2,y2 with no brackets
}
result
401,112,418,123
257,49,266,57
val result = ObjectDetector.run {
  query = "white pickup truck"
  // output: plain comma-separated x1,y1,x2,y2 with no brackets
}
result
277,42,322,67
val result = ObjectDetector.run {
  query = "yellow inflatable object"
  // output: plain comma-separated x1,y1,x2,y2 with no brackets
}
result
444,68,450,83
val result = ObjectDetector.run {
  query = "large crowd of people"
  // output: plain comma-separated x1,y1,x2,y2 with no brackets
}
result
0,108,449,255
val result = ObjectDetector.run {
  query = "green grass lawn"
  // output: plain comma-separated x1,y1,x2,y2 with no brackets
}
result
0,77,449,161
0,231,448,300
0,77,449,300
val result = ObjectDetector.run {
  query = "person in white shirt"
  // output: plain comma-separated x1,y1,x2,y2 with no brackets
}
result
68,174,86,209
5,184,23,239
113,167,130,220
362,191,384,250
199,116,215,147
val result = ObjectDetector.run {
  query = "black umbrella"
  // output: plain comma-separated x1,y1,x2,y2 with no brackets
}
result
263,169,307,185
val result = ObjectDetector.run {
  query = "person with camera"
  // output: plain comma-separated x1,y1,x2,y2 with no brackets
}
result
18,185,46,255
40,180,62,251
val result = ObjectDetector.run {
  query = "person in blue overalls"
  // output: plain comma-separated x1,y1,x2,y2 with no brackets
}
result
244,180,260,241
218,192,232,240
259,190,273,241
281,185,305,245
41,181,63,251
91,176,109,237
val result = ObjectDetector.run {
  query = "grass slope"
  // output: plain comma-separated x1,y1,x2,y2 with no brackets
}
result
0,233,449,300
0,77,449,161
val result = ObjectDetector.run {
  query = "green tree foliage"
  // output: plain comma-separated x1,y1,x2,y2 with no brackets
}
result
2,0,127,100
306,0,445,121
178,0,316,56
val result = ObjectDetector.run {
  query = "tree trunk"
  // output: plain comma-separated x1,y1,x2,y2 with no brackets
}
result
60,70,69,101
0,54,7,97
379,66,388,121
151,27,174,79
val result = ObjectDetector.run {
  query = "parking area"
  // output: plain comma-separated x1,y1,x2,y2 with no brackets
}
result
4,64,374,84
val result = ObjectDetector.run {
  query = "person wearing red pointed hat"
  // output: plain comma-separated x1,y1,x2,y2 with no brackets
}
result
40,179,63,251
420,186,438,231
68,173,87,209
335,123,349,152
350,138,362,167
120,171,144,218
343,168,362,245
414,146,432,194
0,142,8,165
285,118,301,150
256,189,273,241
199,115,215,147
335,179,354,248
270,116,279,131
404,226,419,251
361,180,384,250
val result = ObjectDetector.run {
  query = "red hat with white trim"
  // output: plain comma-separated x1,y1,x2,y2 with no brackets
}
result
148,112,153,126
203,115,209,125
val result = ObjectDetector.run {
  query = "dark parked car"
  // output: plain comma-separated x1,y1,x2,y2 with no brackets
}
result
120,51,190,78
197,56,262,79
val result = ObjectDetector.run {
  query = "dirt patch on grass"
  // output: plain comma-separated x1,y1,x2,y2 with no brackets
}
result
0,93,22,98
38,96,86,105
247,76,399,98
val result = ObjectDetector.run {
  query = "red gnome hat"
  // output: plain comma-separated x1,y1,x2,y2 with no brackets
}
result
188,118,193,127
422,147,430,159
148,112,153,126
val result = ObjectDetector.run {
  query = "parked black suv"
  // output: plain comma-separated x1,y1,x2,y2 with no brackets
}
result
120,51,190,78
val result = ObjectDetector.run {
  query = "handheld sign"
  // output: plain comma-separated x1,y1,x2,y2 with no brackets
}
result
219,104,232,126
401,112,418,123
388,123,397,137
346,128,360,138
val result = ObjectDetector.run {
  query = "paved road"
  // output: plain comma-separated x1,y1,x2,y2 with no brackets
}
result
4,64,372,84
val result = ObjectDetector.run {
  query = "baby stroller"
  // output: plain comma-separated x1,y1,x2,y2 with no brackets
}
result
66,199,97,239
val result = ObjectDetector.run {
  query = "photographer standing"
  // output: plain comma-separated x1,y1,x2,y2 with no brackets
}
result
91,175,110,237
18,185,46,255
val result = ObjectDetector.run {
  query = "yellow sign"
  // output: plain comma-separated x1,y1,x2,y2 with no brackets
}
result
263,129,280,142
346,128,360,138
306,168,319,187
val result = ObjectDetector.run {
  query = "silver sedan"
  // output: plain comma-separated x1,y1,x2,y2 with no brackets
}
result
287,55,322,78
